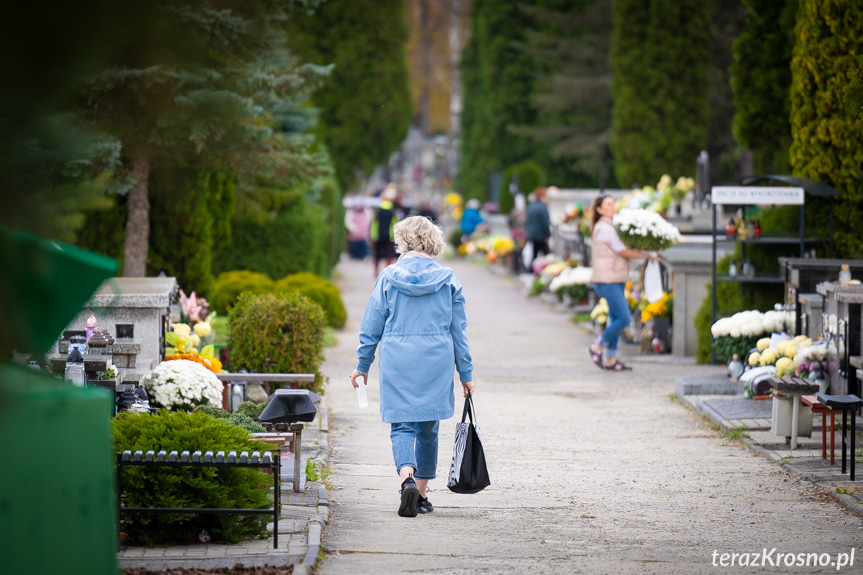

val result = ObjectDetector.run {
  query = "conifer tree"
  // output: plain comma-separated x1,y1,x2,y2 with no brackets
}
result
730,0,797,174
610,0,711,187
287,0,413,191
790,0,863,258
457,0,539,201
80,1,326,277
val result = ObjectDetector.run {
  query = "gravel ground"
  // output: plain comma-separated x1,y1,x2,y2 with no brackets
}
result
318,256,863,574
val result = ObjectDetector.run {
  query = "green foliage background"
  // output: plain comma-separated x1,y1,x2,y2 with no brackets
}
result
610,0,711,187
148,170,236,296
457,0,540,201
499,162,543,214
730,0,797,174
214,190,329,283
113,411,273,545
287,0,412,191
228,293,326,394
789,0,863,259
211,271,275,315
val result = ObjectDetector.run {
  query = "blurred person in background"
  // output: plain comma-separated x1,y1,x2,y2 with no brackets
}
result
345,198,371,260
460,198,483,239
525,186,551,265
371,185,399,276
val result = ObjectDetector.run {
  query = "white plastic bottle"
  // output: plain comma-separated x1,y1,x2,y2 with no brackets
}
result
356,383,368,408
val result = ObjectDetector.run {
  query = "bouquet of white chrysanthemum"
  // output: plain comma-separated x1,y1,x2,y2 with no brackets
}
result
549,266,593,302
710,309,796,360
549,266,593,293
140,359,223,411
613,208,681,252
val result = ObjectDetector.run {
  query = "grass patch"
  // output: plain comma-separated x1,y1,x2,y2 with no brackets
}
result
724,426,750,441
571,311,592,323
667,393,682,405
305,459,332,485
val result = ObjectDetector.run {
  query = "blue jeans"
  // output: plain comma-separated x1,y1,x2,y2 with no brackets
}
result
593,282,629,359
390,421,439,480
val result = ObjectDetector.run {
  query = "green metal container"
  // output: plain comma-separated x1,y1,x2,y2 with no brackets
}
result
0,363,116,574
0,226,118,574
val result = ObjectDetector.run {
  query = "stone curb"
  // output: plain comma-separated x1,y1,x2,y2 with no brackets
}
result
678,392,863,519
297,395,331,573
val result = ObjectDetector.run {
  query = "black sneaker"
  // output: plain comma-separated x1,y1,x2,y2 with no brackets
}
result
417,496,434,514
398,476,419,517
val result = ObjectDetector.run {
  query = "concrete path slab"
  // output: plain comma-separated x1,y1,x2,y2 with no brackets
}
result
320,256,863,574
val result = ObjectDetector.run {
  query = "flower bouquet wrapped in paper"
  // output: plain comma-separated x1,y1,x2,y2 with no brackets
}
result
613,208,681,252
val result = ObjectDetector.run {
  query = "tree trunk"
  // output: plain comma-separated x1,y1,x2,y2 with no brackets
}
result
122,149,151,277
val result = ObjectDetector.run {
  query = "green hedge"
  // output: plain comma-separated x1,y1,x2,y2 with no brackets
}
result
274,272,347,329
610,0,710,186
112,411,272,545
211,270,275,315
730,0,797,174
214,198,329,282
228,293,326,394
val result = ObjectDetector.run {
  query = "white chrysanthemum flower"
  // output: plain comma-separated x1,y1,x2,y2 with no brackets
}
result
141,359,223,411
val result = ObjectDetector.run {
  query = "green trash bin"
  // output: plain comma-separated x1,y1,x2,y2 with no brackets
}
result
0,226,118,575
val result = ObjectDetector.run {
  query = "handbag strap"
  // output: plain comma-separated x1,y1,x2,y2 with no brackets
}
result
461,392,477,424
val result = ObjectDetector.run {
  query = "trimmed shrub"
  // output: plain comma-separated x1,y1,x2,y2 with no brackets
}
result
236,401,267,421
193,405,229,419
214,196,330,280
228,293,326,394
228,412,265,434
192,405,264,433
113,411,273,545
274,272,347,329
211,270,275,315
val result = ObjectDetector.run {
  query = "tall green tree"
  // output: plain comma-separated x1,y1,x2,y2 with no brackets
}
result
790,0,863,258
0,0,131,242
457,0,540,201
79,1,326,277
707,0,746,183
610,0,711,187
730,0,797,175
287,0,412,192
511,0,614,188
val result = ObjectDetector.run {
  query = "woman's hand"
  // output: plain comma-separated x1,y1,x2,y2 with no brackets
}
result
646,252,661,262
349,369,367,389
461,381,475,397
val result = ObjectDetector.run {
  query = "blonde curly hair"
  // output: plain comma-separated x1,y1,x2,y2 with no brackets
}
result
393,216,446,256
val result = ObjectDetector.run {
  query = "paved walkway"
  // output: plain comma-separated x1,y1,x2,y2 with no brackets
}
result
319,255,863,574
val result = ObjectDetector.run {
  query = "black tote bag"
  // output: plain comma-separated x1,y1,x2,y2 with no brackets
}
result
447,392,491,494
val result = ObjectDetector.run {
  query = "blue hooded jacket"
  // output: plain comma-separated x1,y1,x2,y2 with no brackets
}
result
356,256,473,423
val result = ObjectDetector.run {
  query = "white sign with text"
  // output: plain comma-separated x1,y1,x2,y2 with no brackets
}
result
711,186,804,205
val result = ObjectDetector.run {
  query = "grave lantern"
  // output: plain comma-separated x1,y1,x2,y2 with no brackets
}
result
101,329,114,356
87,331,109,355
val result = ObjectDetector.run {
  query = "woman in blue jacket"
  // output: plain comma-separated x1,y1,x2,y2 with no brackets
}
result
350,216,475,518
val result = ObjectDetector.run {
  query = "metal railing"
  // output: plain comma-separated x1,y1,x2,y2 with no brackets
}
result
116,449,280,548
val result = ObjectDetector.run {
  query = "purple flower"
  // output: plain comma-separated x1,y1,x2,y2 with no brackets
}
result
795,361,809,376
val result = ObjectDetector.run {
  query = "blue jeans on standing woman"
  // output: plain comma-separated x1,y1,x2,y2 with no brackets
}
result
390,421,439,480
593,282,629,360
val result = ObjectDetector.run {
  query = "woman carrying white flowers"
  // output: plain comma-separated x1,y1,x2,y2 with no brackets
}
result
587,194,659,371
